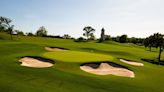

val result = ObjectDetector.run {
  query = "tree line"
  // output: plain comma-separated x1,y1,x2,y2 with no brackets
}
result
0,16,145,44
143,33,164,62
77,26,144,45
0,16,73,39
1,16,164,62
78,26,164,62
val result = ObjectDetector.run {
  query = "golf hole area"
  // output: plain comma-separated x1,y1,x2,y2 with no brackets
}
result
19,56,55,68
80,62,135,78
45,46,69,51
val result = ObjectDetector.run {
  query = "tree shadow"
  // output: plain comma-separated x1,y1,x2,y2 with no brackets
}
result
46,46,69,50
141,58,164,65
81,48,133,56
145,49,158,52
0,37,4,40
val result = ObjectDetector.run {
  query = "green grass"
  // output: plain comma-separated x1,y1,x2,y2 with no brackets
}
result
0,33,164,92
43,51,113,62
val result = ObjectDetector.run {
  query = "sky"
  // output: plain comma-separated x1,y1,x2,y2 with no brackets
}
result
1,0,164,38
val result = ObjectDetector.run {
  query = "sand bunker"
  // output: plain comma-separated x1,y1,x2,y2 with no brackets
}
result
119,59,144,66
45,47,68,51
19,57,54,68
80,62,135,78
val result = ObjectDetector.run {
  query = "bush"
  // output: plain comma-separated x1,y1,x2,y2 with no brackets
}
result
74,37,87,42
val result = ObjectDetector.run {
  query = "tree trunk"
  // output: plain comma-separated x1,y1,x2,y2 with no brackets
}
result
10,31,13,40
149,47,151,51
158,46,162,62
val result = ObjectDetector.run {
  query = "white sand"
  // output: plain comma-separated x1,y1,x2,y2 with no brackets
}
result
45,47,67,51
19,57,53,68
80,63,135,78
120,59,144,66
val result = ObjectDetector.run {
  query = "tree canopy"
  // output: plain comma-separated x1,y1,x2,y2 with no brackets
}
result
143,33,164,62
36,26,47,37
119,34,127,43
83,26,95,40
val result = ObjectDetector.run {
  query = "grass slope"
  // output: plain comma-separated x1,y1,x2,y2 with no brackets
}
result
0,33,164,92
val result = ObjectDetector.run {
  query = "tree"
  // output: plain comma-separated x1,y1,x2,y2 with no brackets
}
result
0,16,13,40
144,33,164,62
36,26,47,37
74,37,86,42
0,16,7,31
8,25,14,40
143,38,150,49
105,35,111,40
26,32,34,36
83,26,95,40
119,34,127,43
89,33,96,40
15,30,24,36
63,34,71,39
144,36,155,51
152,33,164,62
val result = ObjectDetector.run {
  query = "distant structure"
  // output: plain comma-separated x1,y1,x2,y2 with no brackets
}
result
100,28,105,41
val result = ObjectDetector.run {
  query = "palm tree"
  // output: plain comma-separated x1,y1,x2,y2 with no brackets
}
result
83,26,95,40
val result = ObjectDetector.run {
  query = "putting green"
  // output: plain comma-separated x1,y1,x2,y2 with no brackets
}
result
43,51,113,62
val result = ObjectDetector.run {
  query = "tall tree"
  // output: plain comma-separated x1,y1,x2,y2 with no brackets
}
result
36,26,47,37
0,16,13,40
153,33,164,62
83,26,95,40
144,33,164,62
8,25,14,40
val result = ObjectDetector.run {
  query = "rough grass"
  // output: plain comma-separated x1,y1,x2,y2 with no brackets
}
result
0,33,164,92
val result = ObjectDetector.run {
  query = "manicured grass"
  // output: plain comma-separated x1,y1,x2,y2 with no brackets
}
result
43,51,113,62
0,33,164,92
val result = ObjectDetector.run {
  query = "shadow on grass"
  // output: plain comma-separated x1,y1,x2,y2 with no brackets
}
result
141,58,164,65
0,37,4,40
80,61,130,70
81,48,133,56
46,46,69,50
145,49,158,52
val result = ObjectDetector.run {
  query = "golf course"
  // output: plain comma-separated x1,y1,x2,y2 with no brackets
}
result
0,33,164,92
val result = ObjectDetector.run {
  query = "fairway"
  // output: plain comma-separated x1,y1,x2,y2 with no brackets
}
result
0,33,164,92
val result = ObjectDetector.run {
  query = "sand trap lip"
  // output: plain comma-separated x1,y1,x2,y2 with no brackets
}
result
45,46,69,51
19,56,54,68
80,62,135,78
119,58,144,66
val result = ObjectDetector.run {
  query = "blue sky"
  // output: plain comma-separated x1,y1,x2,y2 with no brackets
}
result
1,0,164,38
